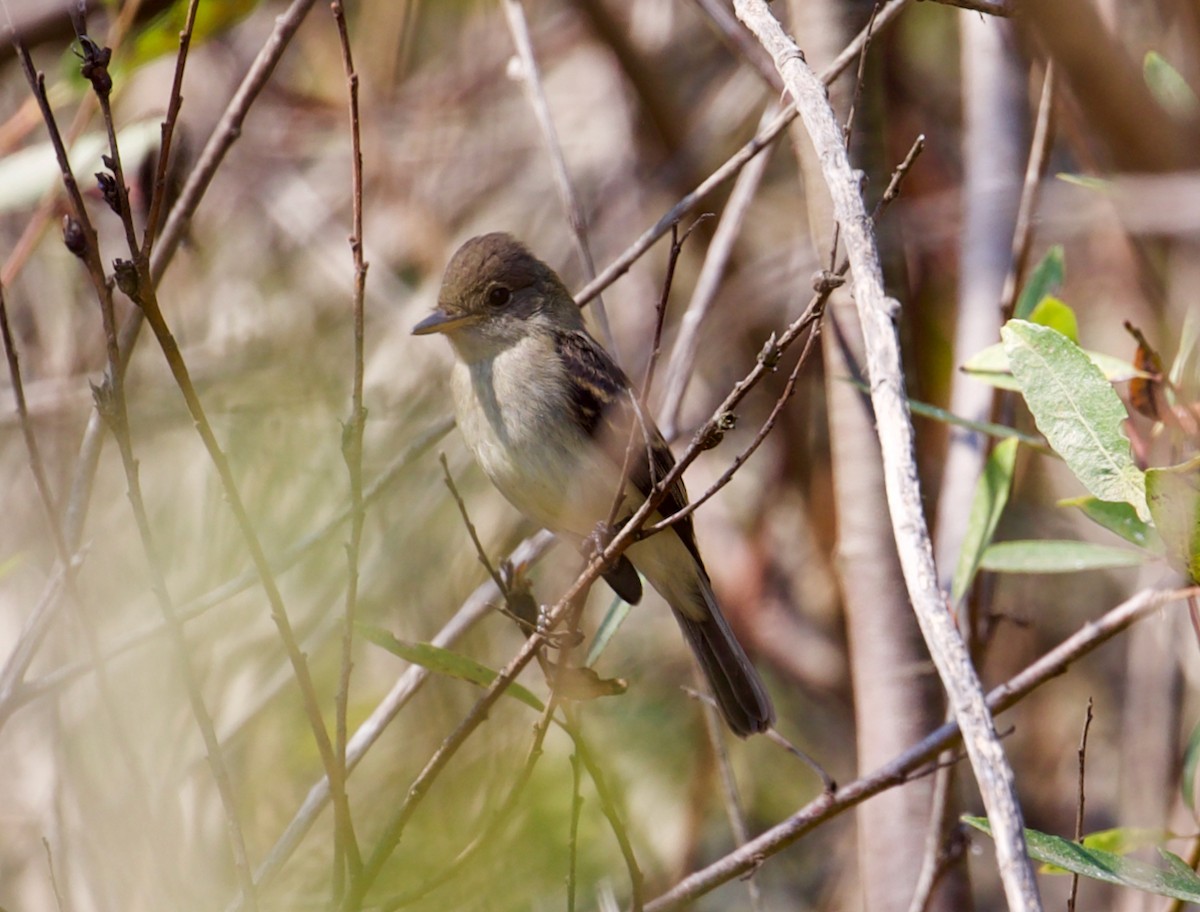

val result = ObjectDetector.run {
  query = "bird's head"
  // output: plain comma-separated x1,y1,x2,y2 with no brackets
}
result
413,233,582,359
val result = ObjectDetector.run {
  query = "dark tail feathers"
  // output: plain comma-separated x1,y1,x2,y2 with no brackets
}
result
673,597,774,737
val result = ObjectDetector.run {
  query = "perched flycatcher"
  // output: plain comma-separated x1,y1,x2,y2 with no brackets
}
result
413,233,774,737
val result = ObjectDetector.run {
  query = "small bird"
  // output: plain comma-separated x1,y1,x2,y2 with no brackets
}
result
413,233,774,737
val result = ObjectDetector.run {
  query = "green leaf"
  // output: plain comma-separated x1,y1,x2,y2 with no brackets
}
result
1027,296,1079,342
1040,827,1174,874
961,343,1144,391
1056,173,1114,193
1145,460,1200,583
1015,246,1065,321
1144,51,1200,117
127,0,261,68
963,816,1200,902
952,438,1020,605
1002,320,1148,518
1183,717,1200,813
980,540,1148,573
1059,496,1163,551
359,625,545,711
587,594,632,666
844,377,1044,447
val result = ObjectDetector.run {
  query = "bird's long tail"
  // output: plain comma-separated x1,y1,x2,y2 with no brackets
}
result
672,576,775,737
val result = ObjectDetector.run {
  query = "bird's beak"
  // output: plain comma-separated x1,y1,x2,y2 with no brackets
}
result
411,308,481,336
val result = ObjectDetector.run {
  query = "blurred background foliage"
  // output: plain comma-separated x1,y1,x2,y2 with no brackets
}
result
0,0,1197,910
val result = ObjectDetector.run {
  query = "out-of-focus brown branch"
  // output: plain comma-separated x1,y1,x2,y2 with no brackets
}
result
1019,0,1200,172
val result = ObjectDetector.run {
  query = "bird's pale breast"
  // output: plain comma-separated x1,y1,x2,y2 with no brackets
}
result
450,335,617,540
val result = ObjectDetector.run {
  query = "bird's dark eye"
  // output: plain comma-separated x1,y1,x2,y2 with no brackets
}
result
487,286,512,308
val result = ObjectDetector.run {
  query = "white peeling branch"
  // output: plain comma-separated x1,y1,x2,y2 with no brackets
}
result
731,3,1042,911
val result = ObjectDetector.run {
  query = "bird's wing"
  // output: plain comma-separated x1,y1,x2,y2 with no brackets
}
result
553,328,703,567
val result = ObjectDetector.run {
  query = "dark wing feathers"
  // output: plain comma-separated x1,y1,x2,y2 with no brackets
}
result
553,329,702,567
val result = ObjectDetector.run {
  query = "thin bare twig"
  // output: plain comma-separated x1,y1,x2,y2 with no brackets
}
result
440,453,507,596
646,310,820,536
1067,698,1094,912
999,61,1056,323
567,715,645,911
922,0,1014,14
567,707,584,912
378,684,563,910
698,671,762,912
659,103,778,440
828,0,880,273
501,0,616,354
330,0,369,893
42,838,66,912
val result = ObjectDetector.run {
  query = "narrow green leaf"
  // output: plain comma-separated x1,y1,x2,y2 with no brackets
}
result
952,438,1020,605
1027,296,1079,342
844,377,1043,447
1056,173,1114,193
1183,717,1200,813
1145,460,1200,583
1144,51,1200,117
359,624,545,711
587,594,633,666
1059,496,1163,551
1002,320,1148,518
980,540,1148,573
1015,246,1065,321
964,816,1200,902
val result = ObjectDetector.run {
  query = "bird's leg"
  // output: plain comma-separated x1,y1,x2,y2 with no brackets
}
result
585,519,644,605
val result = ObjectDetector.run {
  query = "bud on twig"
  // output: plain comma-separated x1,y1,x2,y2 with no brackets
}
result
697,411,737,450
113,259,139,299
96,169,122,214
77,36,113,98
758,332,781,369
62,216,87,258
